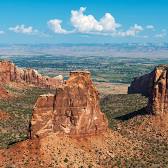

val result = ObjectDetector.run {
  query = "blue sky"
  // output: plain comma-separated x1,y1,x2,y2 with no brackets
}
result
0,0,167,44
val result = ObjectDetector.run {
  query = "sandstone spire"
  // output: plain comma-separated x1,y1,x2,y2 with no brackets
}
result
129,65,168,115
30,71,108,138
148,65,168,115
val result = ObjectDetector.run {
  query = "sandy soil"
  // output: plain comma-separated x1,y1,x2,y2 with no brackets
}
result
0,129,139,168
95,82,129,96
0,111,10,120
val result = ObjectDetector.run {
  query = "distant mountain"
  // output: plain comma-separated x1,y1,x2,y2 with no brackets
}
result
0,43,168,58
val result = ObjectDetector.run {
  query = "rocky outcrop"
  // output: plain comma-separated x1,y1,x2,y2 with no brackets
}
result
30,94,55,138
148,65,168,115
30,71,108,138
0,60,63,88
128,72,154,97
129,65,168,115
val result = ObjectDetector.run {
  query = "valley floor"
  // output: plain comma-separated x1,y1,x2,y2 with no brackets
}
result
0,83,168,167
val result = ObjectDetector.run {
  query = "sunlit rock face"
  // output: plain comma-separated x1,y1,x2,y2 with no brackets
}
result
148,65,168,115
31,71,108,138
30,94,55,137
0,60,63,88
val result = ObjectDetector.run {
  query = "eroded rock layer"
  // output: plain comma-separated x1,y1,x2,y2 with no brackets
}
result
0,60,63,88
148,65,168,115
31,71,108,138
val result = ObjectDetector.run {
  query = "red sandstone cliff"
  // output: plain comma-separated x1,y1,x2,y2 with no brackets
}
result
128,72,154,97
0,60,63,88
148,65,168,115
129,65,168,115
30,71,108,138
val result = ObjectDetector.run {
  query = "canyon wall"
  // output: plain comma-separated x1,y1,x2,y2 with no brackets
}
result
128,72,154,97
129,65,168,115
0,60,63,88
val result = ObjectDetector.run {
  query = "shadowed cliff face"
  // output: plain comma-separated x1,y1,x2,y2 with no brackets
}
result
148,65,168,115
128,72,154,97
31,71,108,138
129,65,168,116
0,60,63,88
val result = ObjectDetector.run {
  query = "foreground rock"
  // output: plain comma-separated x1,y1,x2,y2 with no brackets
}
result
31,71,108,138
148,65,168,115
0,60,63,88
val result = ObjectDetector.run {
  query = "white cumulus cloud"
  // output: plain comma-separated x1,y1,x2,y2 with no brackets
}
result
100,13,121,32
9,24,38,34
155,34,164,38
48,19,68,34
47,7,145,38
0,30,4,34
155,33,167,38
117,24,143,37
155,29,167,38
70,7,120,33
146,25,155,30
71,7,103,32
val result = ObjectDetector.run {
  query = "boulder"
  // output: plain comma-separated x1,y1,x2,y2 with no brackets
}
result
30,71,108,138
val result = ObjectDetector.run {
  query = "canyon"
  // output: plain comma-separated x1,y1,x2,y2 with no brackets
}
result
0,60,168,167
